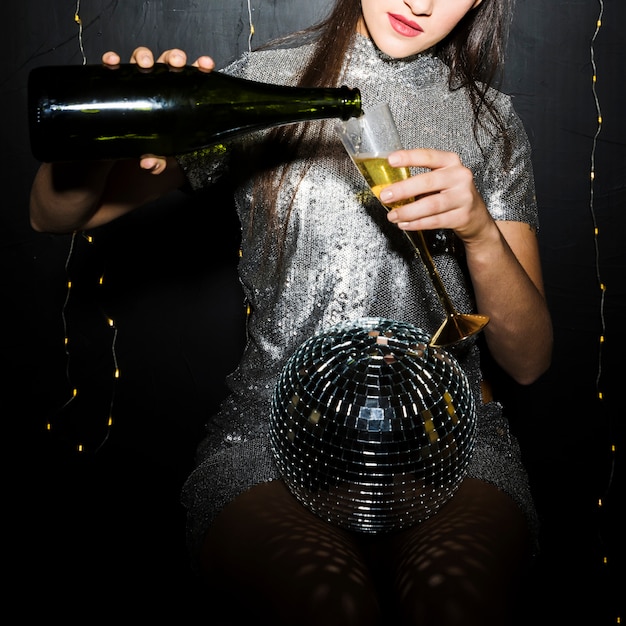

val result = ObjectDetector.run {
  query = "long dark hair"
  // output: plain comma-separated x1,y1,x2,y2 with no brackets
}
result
254,0,514,247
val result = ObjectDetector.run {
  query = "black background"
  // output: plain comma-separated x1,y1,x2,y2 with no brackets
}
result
2,0,624,622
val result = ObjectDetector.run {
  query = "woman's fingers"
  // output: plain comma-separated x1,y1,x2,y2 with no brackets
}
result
192,55,216,72
139,155,169,174
102,48,215,72
129,46,157,67
101,50,121,66
155,48,187,66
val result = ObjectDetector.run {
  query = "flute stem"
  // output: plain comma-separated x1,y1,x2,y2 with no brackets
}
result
406,230,457,317
402,228,489,347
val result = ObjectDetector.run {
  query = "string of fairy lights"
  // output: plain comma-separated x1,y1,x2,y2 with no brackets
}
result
588,2,621,623
46,0,116,452
74,0,86,64
50,225,118,453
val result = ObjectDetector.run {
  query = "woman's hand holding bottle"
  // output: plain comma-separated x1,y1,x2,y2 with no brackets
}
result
101,47,216,175
29,46,214,232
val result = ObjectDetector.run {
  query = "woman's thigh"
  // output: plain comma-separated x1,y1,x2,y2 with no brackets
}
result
369,478,532,626
199,479,383,626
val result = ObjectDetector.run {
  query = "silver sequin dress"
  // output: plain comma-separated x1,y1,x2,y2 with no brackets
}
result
179,34,539,558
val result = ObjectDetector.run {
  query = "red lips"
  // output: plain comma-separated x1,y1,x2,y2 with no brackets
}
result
388,13,423,37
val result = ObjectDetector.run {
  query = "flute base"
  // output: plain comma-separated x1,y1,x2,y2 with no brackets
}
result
429,313,490,348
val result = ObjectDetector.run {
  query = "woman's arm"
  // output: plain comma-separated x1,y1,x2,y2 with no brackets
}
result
461,218,552,385
30,157,184,233
380,148,553,385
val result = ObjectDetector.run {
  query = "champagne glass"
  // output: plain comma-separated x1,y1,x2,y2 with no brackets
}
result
335,103,489,348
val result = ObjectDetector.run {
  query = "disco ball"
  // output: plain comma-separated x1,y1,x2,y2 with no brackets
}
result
269,318,477,533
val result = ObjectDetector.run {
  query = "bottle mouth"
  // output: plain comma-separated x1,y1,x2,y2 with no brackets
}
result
339,86,362,120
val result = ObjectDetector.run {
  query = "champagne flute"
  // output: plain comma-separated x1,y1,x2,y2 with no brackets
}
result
336,103,489,348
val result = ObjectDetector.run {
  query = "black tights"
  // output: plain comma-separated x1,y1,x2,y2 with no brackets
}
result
199,478,531,626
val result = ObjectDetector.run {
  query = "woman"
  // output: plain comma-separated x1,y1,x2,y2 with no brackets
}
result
30,0,552,623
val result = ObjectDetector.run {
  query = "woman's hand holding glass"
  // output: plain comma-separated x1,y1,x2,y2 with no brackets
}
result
380,148,498,247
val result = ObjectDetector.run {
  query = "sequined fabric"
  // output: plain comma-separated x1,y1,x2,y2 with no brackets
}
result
179,34,539,559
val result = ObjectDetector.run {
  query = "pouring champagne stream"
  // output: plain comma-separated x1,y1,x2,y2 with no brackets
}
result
336,103,489,348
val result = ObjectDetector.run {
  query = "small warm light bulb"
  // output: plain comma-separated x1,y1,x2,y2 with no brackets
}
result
114,368,120,379
107,317,115,327
72,388,78,397
77,443,83,452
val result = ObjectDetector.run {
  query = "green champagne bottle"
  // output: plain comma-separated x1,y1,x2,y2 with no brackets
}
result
28,63,362,162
